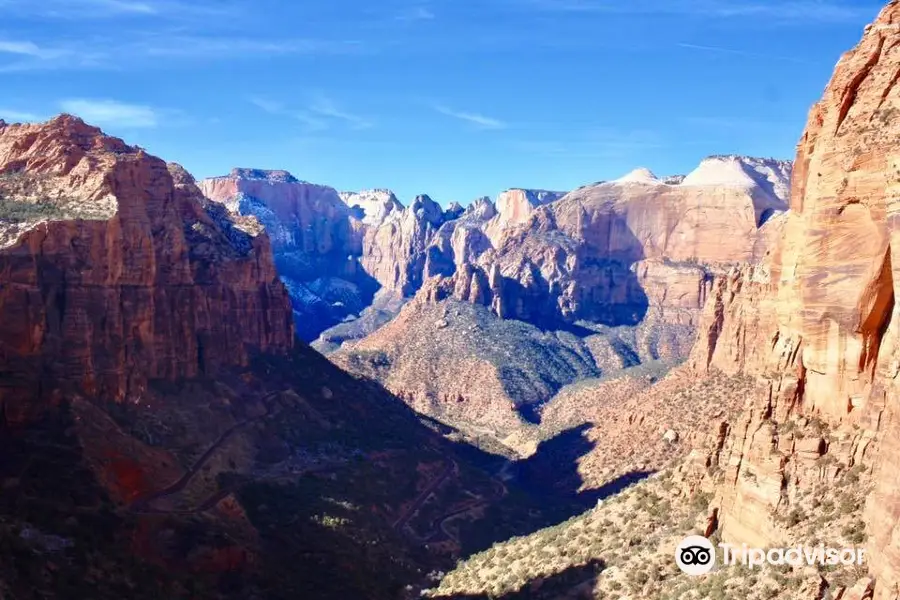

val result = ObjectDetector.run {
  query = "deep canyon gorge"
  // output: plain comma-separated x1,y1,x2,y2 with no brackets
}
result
0,2,899,599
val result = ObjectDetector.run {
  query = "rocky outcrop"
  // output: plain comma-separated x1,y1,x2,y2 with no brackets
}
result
338,188,403,226
422,158,790,332
483,188,565,244
199,169,374,340
360,194,447,295
684,4,900,596
334,160,790,448
200,169,358,255
0,116,562,600
201,174,467,339
0,116,294,423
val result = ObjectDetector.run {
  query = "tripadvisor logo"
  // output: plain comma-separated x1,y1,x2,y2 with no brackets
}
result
675,535,867,576
676,535,716,575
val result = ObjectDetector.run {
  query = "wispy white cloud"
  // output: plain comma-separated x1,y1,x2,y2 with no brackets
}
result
2,0,236,19
136,36,365,59
519,0,878,24
676,42,811,64
248,97,286,115
0,40,63,58
78,0,157,15
249,96,329,132
249,95,371,132
0,108,43,122
0,34,365,72
59,98,159,128
309,95,373,130
434,105,506,130
703,0,876,21
395,6,435,21
0,39,103,72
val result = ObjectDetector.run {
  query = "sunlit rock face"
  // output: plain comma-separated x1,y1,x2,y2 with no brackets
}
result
421,158,790,332
338,188,404,226
200,169,377,340
685,4,900,597
335,164,791,449
0,116,294,422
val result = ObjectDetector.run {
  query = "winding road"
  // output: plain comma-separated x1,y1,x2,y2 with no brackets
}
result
392,460,456,531
391,458,509,546
129,392,282,515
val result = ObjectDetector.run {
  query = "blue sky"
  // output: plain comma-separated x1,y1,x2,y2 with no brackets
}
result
0,0,886,205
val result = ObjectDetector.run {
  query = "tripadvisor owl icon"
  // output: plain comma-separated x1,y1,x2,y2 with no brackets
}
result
676,535,716,575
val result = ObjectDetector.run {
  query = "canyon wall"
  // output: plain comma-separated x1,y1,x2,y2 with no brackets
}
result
686,3,900,597
423,159,790,332
0,116,294,422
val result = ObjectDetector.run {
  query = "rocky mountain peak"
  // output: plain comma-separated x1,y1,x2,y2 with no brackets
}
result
681,155,791,198
443,201,465,220
466,196,497,215
200,168,347,222
613,167,661,185
410,193,444,226
2,113,132,161
228,168,298,183
494,188,565,228
338,188,404,226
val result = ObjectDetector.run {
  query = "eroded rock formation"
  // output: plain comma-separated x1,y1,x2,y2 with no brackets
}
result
0,116,294,422
422,156,791,332
200,174,466,339
199,169,375,339
684,4,900,596
334,163,791,451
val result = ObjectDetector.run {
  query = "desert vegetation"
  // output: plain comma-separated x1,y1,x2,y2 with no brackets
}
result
427,456,872,599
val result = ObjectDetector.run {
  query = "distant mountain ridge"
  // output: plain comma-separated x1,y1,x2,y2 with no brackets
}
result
199,167,576,340
197,161,791,440
196,156,788,452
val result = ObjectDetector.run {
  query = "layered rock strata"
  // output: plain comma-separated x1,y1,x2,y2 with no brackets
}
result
0,116,293,422
684,4,900,597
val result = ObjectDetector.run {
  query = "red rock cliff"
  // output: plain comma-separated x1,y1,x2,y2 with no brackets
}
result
688,3,900,596
0,116,294,422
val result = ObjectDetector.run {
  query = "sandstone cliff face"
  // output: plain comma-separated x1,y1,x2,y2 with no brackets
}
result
422,157,790,334
360,194,448,295
199,169,373,340
200,169,359,257
483,188,565,245
338,188,404,226
686,4,900,596
200,173,466,338
0,116,294,422
336,162,790,451
0,117,563,599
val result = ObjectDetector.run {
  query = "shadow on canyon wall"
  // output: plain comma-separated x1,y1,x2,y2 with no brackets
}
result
276,250,383,342
419,206,651,333
451,423,653,557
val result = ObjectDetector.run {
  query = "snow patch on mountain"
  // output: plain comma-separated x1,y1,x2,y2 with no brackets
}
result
613,168,662,185
338,189,404,226
681,155,792,204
